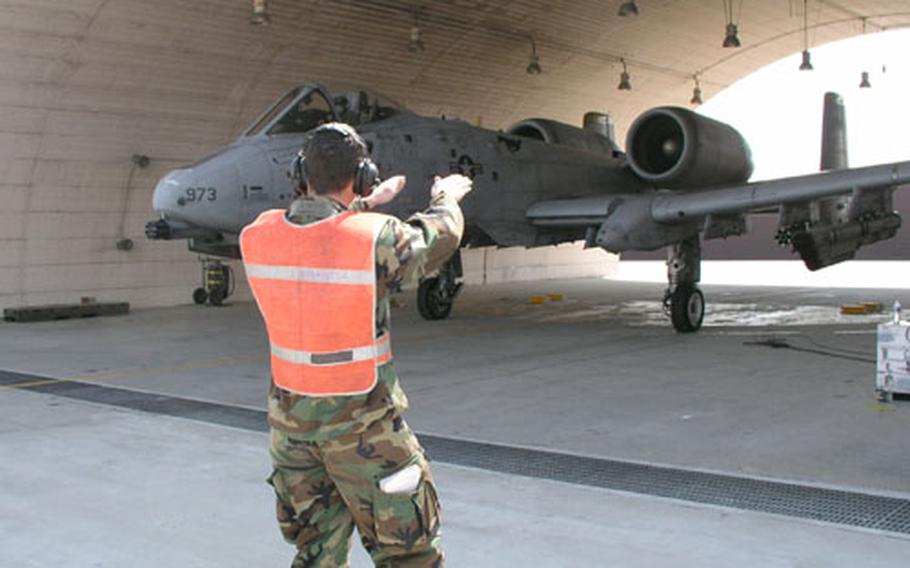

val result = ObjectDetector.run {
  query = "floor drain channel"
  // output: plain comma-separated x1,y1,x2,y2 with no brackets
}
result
5,370,909,535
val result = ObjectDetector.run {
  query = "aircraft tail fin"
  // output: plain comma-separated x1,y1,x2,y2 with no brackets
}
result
820,92,848,171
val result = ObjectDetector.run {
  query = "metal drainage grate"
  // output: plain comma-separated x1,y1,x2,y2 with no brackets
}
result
417,435,910,532
4,369,909,535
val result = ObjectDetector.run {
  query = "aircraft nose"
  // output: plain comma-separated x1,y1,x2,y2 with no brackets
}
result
151,169,186,215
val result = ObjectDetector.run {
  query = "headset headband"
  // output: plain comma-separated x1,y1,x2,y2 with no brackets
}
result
293,123,380,197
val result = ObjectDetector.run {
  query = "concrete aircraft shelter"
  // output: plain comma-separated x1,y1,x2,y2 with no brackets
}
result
5,3,910,567
0,0,909,309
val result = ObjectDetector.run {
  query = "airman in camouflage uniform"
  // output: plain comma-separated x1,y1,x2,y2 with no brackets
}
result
256,123,471,567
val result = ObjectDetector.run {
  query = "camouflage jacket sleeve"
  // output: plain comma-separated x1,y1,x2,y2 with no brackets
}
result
372,192,465,295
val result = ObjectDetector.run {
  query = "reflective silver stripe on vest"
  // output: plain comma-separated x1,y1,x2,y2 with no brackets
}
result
245,263,373,285
271,338,392,367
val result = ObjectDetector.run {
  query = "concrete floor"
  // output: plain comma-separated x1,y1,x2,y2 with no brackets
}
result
2,276,910,566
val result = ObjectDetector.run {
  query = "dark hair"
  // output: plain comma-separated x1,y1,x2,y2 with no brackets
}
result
302,123,367,195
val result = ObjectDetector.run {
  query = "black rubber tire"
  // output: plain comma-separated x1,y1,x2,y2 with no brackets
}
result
670,285,705,333
193,287,208,305
417,277,453,320
209,287,226,306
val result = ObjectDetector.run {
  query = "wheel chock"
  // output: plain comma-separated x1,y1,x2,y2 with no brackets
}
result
840,302,882,315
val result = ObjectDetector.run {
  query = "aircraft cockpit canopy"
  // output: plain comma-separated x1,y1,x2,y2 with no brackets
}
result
242,84,405,137
329,87,403,127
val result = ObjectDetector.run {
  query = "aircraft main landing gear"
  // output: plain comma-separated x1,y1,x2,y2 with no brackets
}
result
193,259,234,306
417,251,463,320
663,236,705,332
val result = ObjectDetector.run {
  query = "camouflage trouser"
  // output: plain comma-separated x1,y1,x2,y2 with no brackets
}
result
268,416,444,568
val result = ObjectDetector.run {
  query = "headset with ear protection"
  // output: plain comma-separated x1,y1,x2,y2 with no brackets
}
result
292,123,381,197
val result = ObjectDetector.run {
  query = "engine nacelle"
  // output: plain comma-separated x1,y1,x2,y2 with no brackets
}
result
626,107,753,189
506,118,616,155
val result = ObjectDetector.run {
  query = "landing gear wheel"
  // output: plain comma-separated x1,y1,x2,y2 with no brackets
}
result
209,288,226,306
417,277,454,320
669,285,704,333
193,287,208,305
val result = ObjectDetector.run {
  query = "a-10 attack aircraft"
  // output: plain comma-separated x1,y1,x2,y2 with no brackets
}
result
146,82,910,332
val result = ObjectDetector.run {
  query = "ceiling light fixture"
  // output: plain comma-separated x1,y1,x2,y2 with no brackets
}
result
409,26,425,52
799,49,813,70
618,1,639,17
408,5,425,53
722,1,741,48
799,0,813,71
618,58,632,90
690,75,703,105
250,0,270,26
526,37,542,74
858,20,871,88
723,23,741,48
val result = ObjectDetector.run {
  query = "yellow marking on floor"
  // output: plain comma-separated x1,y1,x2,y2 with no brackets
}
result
0,379,61,390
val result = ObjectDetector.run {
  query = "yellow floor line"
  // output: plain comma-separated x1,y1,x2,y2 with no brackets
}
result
0,379,61,390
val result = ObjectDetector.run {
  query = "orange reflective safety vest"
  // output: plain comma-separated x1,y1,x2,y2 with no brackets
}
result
239,209,391,397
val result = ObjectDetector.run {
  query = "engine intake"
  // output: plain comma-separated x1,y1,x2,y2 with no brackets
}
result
626,107,753,189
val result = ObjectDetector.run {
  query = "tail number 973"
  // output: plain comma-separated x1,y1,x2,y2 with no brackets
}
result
184,187,217,202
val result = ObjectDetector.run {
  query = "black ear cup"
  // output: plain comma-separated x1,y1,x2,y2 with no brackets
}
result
354,158,380,196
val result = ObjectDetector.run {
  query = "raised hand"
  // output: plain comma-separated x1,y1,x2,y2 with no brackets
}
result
430,174,473,203
363,175,407,208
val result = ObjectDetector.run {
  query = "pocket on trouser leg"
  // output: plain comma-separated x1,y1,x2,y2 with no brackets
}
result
267,469,303,544
372,464,442,553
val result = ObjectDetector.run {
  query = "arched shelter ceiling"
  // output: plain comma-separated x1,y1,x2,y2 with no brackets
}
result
3,0,909,156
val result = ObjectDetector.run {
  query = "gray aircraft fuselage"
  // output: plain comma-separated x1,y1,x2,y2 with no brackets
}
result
149,84,641,255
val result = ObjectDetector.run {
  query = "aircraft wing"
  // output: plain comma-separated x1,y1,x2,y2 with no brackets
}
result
649,161,910,223
527,160,910,269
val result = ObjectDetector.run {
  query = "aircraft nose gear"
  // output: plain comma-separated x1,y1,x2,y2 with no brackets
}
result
193,259,235,306
664,236,705,332
417,251,464,320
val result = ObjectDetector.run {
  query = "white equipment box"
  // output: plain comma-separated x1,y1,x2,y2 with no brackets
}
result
876,320,910,402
